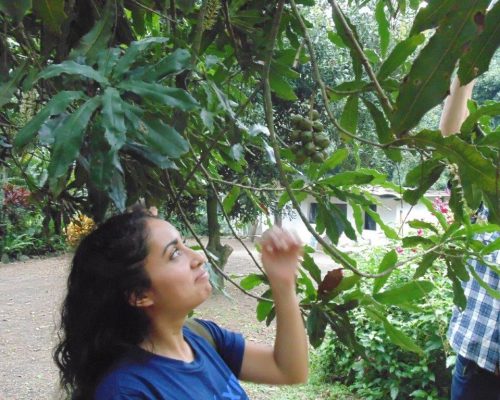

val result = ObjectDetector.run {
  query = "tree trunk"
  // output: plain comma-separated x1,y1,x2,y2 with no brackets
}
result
206,186,232,289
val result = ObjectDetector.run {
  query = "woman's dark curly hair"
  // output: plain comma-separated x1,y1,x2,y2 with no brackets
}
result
54,208,155,399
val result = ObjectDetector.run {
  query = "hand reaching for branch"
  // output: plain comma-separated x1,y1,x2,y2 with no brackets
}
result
260,226,303,288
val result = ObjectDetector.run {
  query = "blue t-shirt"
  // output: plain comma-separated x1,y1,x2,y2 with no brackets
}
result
94,319,249,399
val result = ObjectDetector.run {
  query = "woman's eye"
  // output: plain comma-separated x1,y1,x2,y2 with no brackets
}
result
170,248,181,259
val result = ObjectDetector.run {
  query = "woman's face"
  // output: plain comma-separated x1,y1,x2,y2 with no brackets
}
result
139,218,211,317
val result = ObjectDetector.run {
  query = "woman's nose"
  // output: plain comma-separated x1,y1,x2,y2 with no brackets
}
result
190,250,207,268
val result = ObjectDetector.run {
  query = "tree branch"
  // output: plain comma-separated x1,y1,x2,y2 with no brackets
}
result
328,0,394,114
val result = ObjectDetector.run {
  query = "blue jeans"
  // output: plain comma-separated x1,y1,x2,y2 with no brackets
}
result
451,355,500,400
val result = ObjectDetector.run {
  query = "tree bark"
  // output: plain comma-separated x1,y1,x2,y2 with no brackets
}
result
206,186,232,288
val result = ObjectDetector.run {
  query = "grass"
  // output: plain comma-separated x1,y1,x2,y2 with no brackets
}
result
241,381,359,400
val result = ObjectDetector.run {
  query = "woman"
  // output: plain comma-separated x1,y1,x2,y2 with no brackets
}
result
54,208,308,399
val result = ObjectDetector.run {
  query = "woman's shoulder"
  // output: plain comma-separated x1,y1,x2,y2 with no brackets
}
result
94,349,154,399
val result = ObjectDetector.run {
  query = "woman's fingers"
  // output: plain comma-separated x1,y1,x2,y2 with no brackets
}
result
261,226,301,253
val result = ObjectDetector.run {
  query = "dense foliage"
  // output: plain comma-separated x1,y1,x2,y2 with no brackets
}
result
1,0,499,380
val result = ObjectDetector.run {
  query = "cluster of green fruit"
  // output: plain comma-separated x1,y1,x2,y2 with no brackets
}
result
289,110,330,164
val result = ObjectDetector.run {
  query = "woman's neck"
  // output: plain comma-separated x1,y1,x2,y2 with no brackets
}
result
140,316,194,362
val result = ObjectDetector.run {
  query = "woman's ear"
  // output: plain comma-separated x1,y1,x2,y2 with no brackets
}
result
128,289,154,308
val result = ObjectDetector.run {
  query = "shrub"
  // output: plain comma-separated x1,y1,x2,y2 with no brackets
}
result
315,249,455,400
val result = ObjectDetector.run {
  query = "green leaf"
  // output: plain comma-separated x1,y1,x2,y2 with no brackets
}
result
240,274,265,290
327,30,347,48
365,207,399,239
69,1,115,64
401,130,498,214
392,1,490,136
448,174,465,223
318,148,349,177
460,103,500,134
373,280,434,305
301,253,322,284
256,290,273,321
402,235,434,248
403,158,445,205
351,203,364,234
48,96,101,192
101,87,126,150
373,250,398,294
363,99,401,162
143,48,192,81
340,95,359,138
112,37,169,78
0,63,28,109
0,0,31,21
32,0,67,35
139,117,189,159
14,90,85,150
307,305,328,348
109,169,126,211
458,2,500,84
408,219,439,233
118,80,199,111
269,69,297,100
481,237,500,255
467,263,500,299
37,60,109,84
320,171,374,187
413,251,439,278
377,33,425,81
375,0,390,57
331,8,363,79
222,186,240,214
365,306,423,354
409,0,457,35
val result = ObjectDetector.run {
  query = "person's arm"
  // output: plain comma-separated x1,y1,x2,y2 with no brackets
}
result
439,76,476,136
239,226,308,384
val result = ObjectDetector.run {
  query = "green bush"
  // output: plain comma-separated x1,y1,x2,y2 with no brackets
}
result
315,248,455,400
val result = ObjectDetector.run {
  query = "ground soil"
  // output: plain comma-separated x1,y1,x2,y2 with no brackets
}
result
0,238,335,400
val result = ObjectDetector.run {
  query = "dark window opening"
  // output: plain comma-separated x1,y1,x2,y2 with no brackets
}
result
364,204,377,231
309,203,318,223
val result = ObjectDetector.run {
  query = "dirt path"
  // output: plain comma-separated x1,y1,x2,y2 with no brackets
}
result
0,238,336,400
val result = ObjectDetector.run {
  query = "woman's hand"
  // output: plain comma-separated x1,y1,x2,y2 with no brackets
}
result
260,226,302,288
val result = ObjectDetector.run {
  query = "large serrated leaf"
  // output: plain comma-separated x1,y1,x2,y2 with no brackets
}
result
33,0,67,35
118,80,199,111
377,34,425,81
69,1,114,64
112,37,169,78
410,0,457,35
139,117,189,159
139,48,191,82
37,61,109,85
101,87,127,150
458,2,500,85
392,0,490,136
14,90,85,150
48,96,101,192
